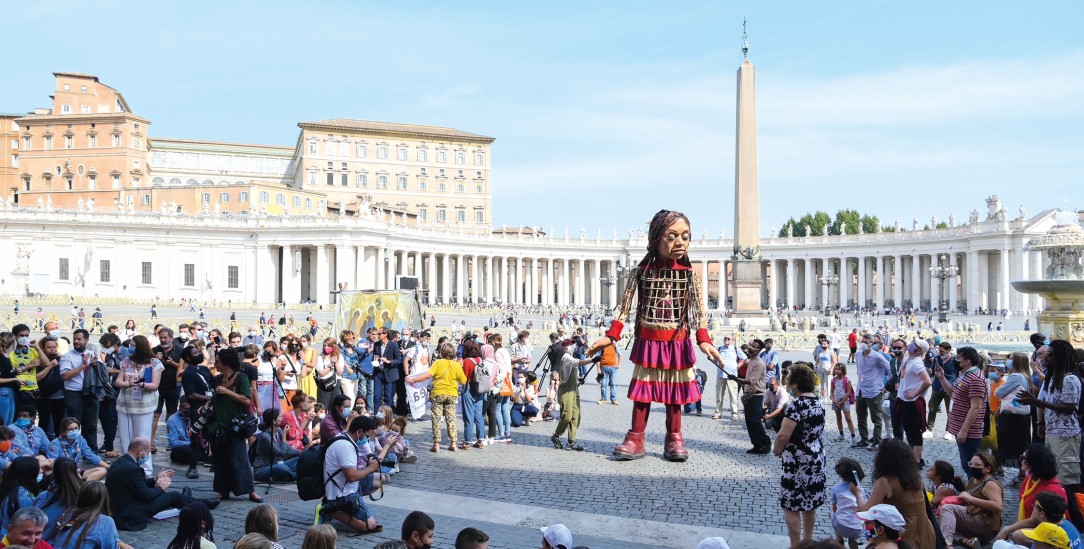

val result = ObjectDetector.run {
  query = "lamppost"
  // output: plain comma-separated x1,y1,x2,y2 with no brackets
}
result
599,274,617,308
928,254,959,323
819,273,839,312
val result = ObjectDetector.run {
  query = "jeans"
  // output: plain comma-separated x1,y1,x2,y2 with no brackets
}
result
64,391,100,452
927,389,952,430
255,457,298,482
855,393,884,442
498,396,513,436
359,375,374,409
511,403,539,427
98,398,118,452
744,394,770,449
0,387,14,427
462,391,485,443
957,437,982,478
374,375,395,410
600,367,617,401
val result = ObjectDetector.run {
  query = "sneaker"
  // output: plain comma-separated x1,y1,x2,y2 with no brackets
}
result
837,433,845,441
566,442,585,451
712,413,722,420
921,431,933,439
943,433,954,441
610,400,619,405
186,465,199,479
850,439,868,449
731,413,740,421
598,399,606,405
551,434,563,449
400,455,418,464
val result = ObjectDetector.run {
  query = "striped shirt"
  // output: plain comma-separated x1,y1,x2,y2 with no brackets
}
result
947,368,987,439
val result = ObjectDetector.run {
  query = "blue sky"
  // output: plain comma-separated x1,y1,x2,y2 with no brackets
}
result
2,1,1082,236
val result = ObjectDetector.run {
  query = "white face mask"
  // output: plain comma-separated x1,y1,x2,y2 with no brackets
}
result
16,337,29,347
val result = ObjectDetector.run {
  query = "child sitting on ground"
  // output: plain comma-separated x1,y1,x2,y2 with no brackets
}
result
382,416,417,464
831,457,866,549
543,371,561,421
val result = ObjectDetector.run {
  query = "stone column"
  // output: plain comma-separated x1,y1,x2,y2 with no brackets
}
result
281,245,300,305
590,259,601,307
425,253,436,304
839,258,851,308
948,253,959,312
255,245,276,304
907,255,919,308
806,260,815,310
607,260,617,308
855,257,866,309
766,260,777,310
452,254,462,304
965,251,979,313
785,259,796,309
313,245,329,304
560,259,570,306
413,252,423,286
575,260,586,306
440,253,451,305
999,249,1011,311
719,260,729,311
469,255,478,304
333,244,352,302
875,255,885,310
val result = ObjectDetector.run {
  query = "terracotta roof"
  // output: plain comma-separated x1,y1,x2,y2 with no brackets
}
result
299,118,494,142
53,72,100,81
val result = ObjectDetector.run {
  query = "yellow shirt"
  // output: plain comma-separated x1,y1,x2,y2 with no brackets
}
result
427,358,467,398
10,348,39,391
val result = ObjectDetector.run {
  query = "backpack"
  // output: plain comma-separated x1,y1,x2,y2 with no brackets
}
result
472,358,495,394
296,436,347,501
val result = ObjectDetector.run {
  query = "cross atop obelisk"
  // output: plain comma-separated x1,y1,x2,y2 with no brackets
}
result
731,20,765,316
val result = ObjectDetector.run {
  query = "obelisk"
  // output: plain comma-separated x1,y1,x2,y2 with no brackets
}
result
731,22,765,319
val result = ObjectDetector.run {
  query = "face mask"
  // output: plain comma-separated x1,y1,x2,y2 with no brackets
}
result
15,337,28,347
249,331,257,336
178,333,190,341
301,341,309,348
46,330,58,339
359,437,369,446
137,453,149,466
0,441,11,453
317,413,326,420
67,429,80,441
102,347,114,355
858,343,868,353
1006,359,1013,370
987,372,999,381
324,346,334,354
906,343,917,354
969,466,986,479
375,411,385,420
14,418,31,429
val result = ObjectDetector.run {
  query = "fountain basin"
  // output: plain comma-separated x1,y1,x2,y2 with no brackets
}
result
1013,279,1084,345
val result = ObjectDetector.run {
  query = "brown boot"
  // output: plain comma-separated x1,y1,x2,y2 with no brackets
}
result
664,432,688,462
613,430,646,460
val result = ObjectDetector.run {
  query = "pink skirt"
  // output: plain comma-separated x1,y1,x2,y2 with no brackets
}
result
627,338,701,405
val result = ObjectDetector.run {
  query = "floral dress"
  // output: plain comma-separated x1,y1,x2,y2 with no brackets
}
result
780,395,827,511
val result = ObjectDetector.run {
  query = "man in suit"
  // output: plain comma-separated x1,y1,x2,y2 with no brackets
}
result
373,329,402,410
105,436,217,531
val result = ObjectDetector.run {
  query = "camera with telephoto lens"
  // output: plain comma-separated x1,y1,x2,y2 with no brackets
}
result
190,405,214,437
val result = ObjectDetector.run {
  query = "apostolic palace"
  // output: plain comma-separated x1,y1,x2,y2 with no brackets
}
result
0,73,1055,313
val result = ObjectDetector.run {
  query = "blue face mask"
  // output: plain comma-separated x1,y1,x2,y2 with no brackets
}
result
987,372,999,381
14,418,31,429
137,454,149,466
66,429,80,441
359,437,369,447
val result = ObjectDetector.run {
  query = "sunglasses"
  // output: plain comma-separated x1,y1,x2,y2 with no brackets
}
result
891,346,905,351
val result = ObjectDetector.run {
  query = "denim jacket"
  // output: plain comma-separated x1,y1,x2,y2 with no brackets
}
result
10,424,48,457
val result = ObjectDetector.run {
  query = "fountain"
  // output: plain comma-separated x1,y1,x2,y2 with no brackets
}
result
1012,209,1084,346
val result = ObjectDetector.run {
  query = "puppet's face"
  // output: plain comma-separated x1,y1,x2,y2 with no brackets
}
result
656,218,691,260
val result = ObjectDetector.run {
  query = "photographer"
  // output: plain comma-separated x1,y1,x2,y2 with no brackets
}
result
206,347,260,503
151,327,185,455
320,415,386,534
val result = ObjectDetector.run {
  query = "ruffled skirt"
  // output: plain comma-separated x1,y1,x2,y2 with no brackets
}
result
627,338,701,404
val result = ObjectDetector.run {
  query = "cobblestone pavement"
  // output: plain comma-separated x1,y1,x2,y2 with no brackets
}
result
116,348,1019,548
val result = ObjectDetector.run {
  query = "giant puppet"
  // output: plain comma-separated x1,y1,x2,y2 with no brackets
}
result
589,210,723,461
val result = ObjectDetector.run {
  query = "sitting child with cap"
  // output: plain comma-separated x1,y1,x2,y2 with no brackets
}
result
540,523,572,549
992,521,1072,549
856,504,913,549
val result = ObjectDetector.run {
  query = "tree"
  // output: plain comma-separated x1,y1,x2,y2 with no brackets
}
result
779,210,880,237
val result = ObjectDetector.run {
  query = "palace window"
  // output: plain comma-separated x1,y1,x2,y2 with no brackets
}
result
340,142,349,157
357,173,367,187
308,140,317,154
260,191,269,203
357,144,367,158
220,192,229,203
112,175,120,188
455,151,465,165
293,196,301,207
227,266,239,289
326,142,336,156
88,175,96,189
456,210,465,222
305,198,312,209
141,194,151,205
418,149,427,162
99,260,110,283
378,174,387,189
183,264,195,287
88,134,96,148
239,191,248,203
475,210,484,223
22,137,30,150
326,173,334,186
201,193,210,204
44,136,52,149
377,146,388,159
276,194,285,205
397,176,407,190
474,152,485,165
437,209,446,222
141,262,152,285
64,135,73,149
341,173,348,186
58,258,69,281
436,150,446,163
397,147,407,161
418,208,427,221
112,134,120,147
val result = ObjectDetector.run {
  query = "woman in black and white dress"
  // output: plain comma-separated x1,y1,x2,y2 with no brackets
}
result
773,363,827,548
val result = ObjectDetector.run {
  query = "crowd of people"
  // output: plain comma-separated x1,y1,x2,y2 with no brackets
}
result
725,326,1084,549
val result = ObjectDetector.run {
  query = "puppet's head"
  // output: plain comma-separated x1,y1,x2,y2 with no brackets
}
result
644,209,692,267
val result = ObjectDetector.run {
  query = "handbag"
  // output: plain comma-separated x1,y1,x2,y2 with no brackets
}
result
229,413,259,438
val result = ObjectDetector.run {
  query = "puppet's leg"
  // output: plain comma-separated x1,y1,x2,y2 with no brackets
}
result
613,402,648,460
664,404,688,461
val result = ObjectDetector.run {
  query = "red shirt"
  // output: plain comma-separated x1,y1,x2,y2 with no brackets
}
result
847,333,859,347
0,538,53,548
